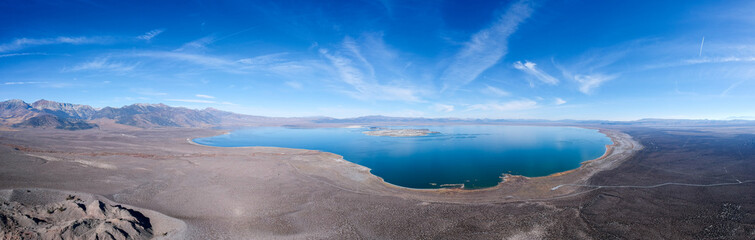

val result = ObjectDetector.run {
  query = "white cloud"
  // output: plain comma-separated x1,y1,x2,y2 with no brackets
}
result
342,37,376,77
467,99,538,112
513,60,559,85
642,55,755,71
65,58,136,72
237,53,289,65
41,82,72,88
720,79,747,96
285,81,303,89
134,50,319,76
0,52,47,58
137,29,165,41
134,88,167,96
685,56,755,65
554,97,566,105
167,99,216,104
482,85,510,97
0,36,107,52
574,74,617,94
439,0,534,92
4,81,48,85
195,94,215,99
431,103,455,112
134,51,240,73
176,36,214,51
320,41,421,102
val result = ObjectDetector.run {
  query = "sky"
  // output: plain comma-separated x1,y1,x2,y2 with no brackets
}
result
1,0,754,120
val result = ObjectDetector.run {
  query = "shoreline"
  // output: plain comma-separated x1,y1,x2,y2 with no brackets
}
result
187,125,638,193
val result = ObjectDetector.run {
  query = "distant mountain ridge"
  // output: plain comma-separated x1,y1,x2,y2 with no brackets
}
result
92,103,220,128
2,99,754,130
0,99,307,130
31,99,96,119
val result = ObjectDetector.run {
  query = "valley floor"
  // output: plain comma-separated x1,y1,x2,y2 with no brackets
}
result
0,126,753,239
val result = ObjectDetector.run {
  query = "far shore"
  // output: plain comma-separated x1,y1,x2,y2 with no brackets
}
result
186,125,639,194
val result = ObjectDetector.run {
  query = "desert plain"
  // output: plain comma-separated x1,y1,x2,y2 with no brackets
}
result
0,124,753,239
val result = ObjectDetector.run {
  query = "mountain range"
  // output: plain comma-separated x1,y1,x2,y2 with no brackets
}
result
0,99,305,130
2,99,754,130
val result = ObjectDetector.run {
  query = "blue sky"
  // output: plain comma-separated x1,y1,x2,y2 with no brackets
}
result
1,0,754,120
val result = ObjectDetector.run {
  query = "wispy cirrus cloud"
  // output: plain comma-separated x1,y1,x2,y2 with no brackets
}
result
285,81,303,89
133,50,319,76
195,94,215,99
640,56,755,71
552,42,634,95
0,36,109,53
439,0,534,92
3,81,49,85
342,37,376,77
167,98,234,105
64,58,137,72
235,52,322,75
133,51,240,73
166,99,216,103
0,52,47,58
482,85,510,97
467,99,538,112
137,29,165,41
684,56,755,65
720,79,748,97
175,36,215,52
237,53,289,65
133,88,167,96
431,103,455,112
513,60,559,85
2,81,69,88
574,74,617,94
319,37,422,102
556,39,755,96
554,97,566,105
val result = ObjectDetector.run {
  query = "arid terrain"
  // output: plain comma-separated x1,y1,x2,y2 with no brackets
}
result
4,0,755,237
0,123,753,239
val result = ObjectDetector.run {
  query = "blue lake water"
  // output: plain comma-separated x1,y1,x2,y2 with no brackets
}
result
193,125,612,189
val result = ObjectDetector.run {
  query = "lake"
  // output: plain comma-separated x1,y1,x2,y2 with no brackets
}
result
193,125,612,189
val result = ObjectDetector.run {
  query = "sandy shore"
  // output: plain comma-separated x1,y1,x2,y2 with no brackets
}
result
0,126,643,239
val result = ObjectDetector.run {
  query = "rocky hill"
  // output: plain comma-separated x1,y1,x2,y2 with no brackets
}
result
0,99,36,125
0,188,186,239
0,197,154,239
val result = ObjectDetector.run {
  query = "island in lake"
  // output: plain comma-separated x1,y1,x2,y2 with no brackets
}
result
363,128,439,137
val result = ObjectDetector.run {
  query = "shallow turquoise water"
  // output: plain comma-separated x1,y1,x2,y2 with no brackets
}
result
193,125,612,189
